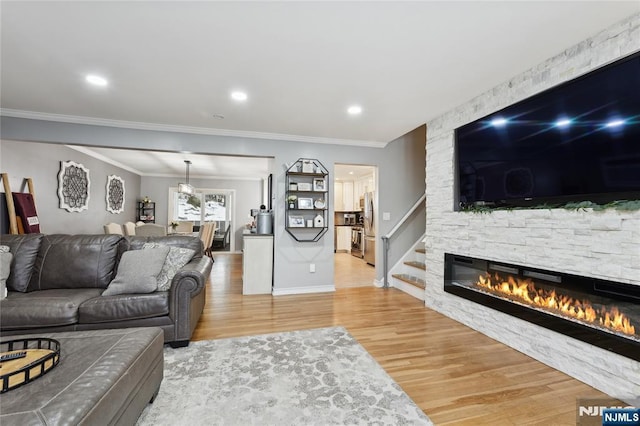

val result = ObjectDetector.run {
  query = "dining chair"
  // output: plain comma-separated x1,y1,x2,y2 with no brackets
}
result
122,221,137,236
199,222,216,258
175,221,194,233
103,222,123,235
135,223,167,237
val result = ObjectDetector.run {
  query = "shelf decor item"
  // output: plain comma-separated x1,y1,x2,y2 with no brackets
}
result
106,175,125,214
288,215,305,227
57,160,90,212
313,178,326,192
301,160,314,173
298,197,313,209
287,195,297,209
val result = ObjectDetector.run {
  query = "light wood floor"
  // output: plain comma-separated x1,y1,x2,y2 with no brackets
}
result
334,252,376,288
192,254,617,425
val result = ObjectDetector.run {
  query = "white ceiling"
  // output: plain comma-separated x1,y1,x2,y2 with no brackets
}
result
1,1,638,175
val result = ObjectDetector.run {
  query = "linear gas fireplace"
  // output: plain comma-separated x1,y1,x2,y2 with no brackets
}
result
444,254,640,361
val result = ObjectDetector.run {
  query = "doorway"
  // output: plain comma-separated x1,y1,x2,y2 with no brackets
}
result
334,163,377,288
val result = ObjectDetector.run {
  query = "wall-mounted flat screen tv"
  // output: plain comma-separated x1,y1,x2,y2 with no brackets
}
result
455,51,640,209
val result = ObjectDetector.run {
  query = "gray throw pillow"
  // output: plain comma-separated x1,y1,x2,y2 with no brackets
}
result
0,246,12,300
102,246,170,296
143,242,196,291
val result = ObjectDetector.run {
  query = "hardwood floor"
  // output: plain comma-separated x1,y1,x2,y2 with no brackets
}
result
334,252,376,288
192,254,617,425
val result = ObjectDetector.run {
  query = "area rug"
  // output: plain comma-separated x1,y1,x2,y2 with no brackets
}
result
136,327,432,425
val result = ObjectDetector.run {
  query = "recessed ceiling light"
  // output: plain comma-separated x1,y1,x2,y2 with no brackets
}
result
231,91,248,101
347,105,362,115
555,118,572,127
348,171,354,175
605,119,625,128
85,74,108,86
490,117,507,127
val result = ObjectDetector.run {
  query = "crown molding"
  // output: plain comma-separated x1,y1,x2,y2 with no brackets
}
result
1,109,388,148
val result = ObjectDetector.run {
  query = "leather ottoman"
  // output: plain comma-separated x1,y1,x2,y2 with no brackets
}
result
0,327,163,425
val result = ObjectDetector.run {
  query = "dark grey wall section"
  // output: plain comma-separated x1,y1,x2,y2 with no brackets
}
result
0,117,426,291
140,176,262,251
379,125,426,273
0,139,140,234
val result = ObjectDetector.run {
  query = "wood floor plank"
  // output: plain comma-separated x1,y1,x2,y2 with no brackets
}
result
192,253,620,425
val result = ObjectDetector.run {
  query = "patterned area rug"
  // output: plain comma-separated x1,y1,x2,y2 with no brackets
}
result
137,327,432,425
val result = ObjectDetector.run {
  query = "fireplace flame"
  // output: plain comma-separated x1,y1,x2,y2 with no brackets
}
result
476,273,636,336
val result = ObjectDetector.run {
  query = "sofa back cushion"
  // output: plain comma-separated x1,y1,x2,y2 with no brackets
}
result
28,234,122,291
0,234,44,292
122,235,203,255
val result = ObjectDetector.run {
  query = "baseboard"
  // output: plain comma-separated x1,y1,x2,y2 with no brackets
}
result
373,278,384,288
272,285,336,296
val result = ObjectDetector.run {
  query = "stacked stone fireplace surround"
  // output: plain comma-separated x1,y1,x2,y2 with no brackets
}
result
424,13,640,404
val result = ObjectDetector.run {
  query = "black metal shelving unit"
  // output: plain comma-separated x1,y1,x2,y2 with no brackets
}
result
285,158,329,242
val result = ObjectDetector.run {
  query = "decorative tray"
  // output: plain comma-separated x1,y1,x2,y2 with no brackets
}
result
0,337,61,393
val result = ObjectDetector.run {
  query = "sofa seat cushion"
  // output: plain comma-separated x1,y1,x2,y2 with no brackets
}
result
0,288,103,330
79,292,169,323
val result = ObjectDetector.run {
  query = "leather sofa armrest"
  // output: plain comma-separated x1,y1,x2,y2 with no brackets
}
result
168,256,213,344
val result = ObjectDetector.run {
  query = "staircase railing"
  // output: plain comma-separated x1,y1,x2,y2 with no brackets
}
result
381,194,426,288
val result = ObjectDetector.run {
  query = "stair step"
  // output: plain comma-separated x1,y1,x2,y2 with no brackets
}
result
415,248,426,254
392,273,426,290
404,260,426,270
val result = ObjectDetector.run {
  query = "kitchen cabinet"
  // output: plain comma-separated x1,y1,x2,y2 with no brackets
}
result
336,226,351,252
285,158,329,242
334,181,344,211
334,181,355,212
242,235,273,295
342,181,354,211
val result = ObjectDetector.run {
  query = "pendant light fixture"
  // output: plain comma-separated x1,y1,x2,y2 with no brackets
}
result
178,160,194,195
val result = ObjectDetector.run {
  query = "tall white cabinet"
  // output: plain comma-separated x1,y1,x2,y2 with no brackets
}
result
242,234,273,295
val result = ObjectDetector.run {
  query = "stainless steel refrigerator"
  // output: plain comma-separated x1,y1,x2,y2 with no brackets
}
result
363,192,375,266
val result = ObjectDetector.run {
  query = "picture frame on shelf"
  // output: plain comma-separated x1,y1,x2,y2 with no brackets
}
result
313,178,325,192
288,215,305,227
297,197,313,209
297,182,312,191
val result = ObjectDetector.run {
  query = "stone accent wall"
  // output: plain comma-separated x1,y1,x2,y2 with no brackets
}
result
425,13,640,404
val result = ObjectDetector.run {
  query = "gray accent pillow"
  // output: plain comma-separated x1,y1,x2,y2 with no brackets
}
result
143,242,196,291
102,246,170,296
0,246,12,300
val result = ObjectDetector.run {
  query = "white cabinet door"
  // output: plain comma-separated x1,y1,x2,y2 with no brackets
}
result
334,181,344,211
343,181,354,211
336,226,351,251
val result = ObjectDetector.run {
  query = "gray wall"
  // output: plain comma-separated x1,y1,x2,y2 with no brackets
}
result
0,117,426,293
0,139,140,234
140,176,263,251
379,125,426,273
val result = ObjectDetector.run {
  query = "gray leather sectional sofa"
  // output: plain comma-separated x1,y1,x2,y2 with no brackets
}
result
0,233,213,347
